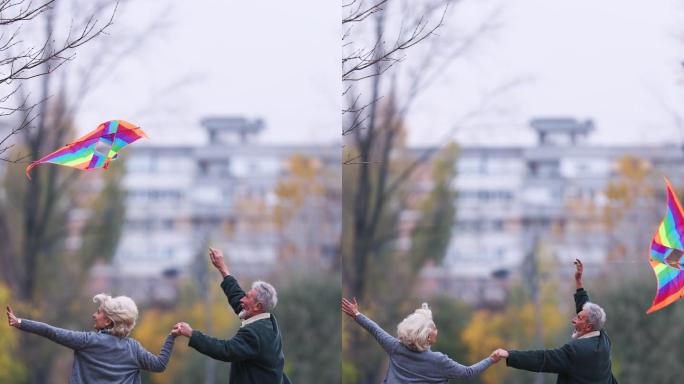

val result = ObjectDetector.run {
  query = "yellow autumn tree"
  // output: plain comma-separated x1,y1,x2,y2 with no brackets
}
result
461,280,566,384
0,283,27,383
274,154,338,272
602,155,660,265
273,154,325,228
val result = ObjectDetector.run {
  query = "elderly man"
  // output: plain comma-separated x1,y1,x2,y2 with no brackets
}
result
492,259,618,384
172,247,290,384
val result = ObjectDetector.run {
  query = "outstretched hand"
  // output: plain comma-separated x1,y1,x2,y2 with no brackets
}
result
574,258,584,289
209,247,230,278
6,305,20,328
341,297,359,318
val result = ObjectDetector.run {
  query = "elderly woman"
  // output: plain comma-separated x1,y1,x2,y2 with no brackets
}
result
6,293,175,383
342,297,500,383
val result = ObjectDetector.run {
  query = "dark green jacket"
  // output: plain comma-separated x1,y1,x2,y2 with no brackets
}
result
189,276,291,384
506,288,618,384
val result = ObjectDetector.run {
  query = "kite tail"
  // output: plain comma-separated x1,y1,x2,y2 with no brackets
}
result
25,161,39,180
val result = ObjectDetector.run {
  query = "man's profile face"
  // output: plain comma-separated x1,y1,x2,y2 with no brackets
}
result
239,289,263,320
571,309,592,339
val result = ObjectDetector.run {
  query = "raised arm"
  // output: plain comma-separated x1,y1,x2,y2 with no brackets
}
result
220,276,246,315
341,298,400,354
575,259,584,290
210,247,245,314
135,334,176,372
574,259,589,313
7,305,91,351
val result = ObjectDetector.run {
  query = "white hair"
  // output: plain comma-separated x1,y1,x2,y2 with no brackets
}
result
252,281,277,312
397,303,435,352
583,302,606,331
93,293,138,337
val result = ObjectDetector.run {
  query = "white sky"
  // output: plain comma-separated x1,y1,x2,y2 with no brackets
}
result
74,1,684,147
76,1,340,145
408,0,684,146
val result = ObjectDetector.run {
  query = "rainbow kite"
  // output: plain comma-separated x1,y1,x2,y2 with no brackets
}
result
25,120,147,179
647,179,684,314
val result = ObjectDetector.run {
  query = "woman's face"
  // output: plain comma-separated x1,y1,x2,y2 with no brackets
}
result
427,325,438,346
92,306,113,330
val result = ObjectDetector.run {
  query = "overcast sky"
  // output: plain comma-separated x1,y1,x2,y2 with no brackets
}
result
74,1,684,147
406,0,684,146
76,1,340,145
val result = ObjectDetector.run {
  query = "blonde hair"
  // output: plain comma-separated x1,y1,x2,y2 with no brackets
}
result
397,303,435,352
93,293,139,337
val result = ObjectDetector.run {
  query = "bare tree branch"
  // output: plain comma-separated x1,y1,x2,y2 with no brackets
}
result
342,0,447,83
0,0,119,160
342,0,388,25
0,0,55,25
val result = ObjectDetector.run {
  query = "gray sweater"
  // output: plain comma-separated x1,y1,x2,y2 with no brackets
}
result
20,319,175,384
356,314,493,383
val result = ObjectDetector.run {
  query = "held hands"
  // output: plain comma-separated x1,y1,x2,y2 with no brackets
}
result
490,348,509,362
341,297,360,318
6,305,20,328
209,247,230,278
171,322,193,338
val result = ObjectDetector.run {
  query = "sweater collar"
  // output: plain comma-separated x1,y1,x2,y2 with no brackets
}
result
577,330,600,339
241,312,271,327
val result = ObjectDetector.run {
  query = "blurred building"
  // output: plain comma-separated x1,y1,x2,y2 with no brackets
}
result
417,117,684,306
96,117,340,304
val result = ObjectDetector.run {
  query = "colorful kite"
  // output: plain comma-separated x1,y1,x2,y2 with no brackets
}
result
647,179,684,314
25,120,147,179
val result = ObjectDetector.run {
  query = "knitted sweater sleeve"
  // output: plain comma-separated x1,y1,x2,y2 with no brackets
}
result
355,313,401,353
19,319,92,350
135,335,176,372
440,354,494,379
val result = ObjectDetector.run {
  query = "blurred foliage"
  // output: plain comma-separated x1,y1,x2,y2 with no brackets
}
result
343,137,460,383
1,139,128,383
274,154,340,273
430,295,472,364
276,274,341,384
274,154,325,227
594,275,684,384
602,155,661,265
410,143,458,269
595,160,684,383
79,157,127,266
462,281,566,384
0,283,27,384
